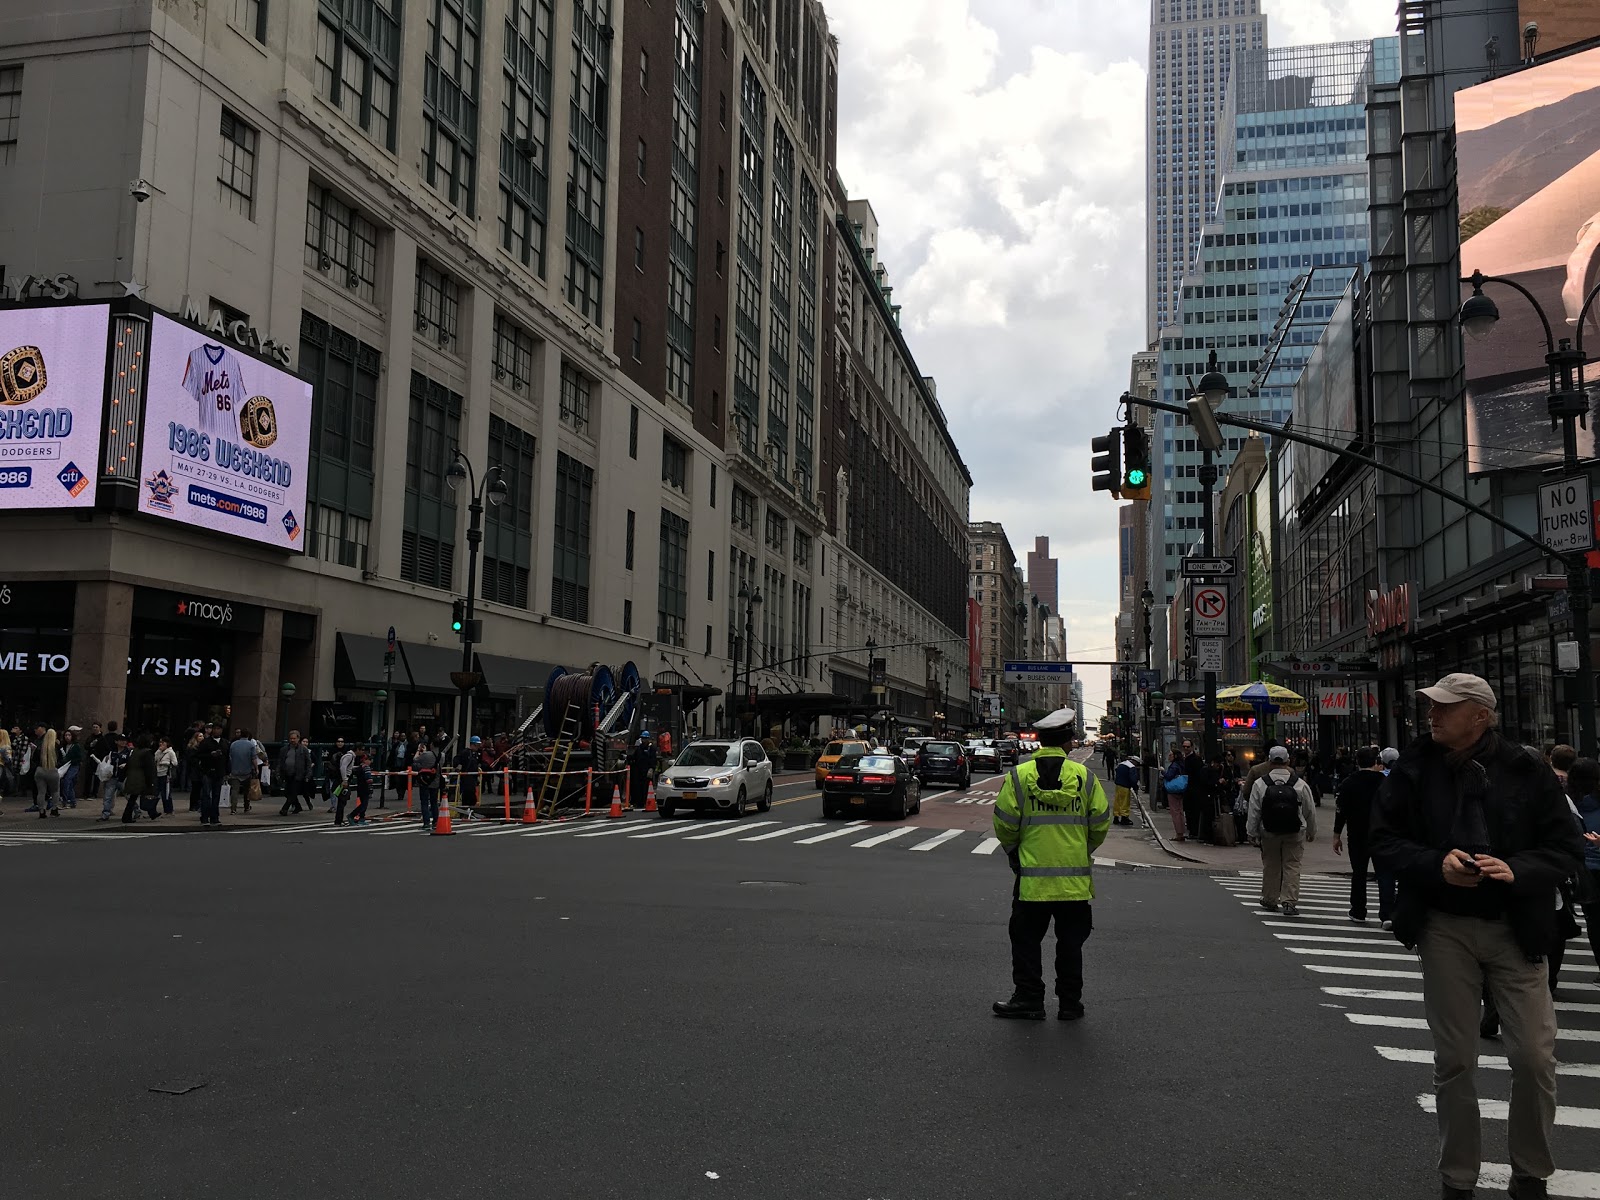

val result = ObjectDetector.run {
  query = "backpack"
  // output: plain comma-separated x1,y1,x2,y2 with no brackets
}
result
1113,761,1138,788
1260,770,1303,834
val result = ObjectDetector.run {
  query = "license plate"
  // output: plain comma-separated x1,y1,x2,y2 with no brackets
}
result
850,796,866,805
682,792,698,800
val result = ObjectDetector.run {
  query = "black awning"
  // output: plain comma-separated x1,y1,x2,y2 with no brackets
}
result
335,632,398,691
399,640,466,694
751,691,851,717
475,652,558,700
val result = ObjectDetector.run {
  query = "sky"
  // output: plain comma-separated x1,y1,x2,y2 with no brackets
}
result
827,0,1401,728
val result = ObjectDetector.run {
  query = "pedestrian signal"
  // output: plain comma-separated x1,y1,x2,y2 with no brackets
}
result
1090,430,1121,496
1122,424,1152,501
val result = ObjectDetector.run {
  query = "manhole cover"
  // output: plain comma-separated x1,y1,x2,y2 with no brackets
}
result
739,880,801,888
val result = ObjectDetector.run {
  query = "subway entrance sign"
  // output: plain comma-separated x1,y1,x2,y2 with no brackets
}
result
1003,661,1074,685
1538,475,1595,554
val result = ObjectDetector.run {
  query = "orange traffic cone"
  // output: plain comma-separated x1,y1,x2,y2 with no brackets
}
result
608,774,623,819
521,787,539,824
432,781,456,836
644,781,657,813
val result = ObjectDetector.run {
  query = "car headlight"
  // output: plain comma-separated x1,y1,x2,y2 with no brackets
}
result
709,774,733,787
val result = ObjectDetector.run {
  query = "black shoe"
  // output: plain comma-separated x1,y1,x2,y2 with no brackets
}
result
1440,1185,1474,1199
992,999,1046,1021
1508,1176,1548,1199
1058,1006,1085,1021
1479,1016,1500,1040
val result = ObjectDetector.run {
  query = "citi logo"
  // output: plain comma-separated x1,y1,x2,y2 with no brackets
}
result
177,598,233,624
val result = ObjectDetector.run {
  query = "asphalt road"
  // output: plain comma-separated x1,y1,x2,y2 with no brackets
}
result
0,813,1453,1200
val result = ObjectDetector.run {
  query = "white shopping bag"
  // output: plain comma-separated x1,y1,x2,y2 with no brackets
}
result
218,781,232,807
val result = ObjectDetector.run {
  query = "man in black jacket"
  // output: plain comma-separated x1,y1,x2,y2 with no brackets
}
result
1371,674,1584,1200
1333,745,1394,925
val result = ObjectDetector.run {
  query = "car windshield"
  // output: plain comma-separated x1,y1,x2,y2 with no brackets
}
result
924,742,960,755
824,742,863,757
675,743,739,768
857,755,899,773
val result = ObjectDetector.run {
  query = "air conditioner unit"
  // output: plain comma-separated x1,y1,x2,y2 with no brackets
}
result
416,314,430,332
599,23,615,40
514,137,538,159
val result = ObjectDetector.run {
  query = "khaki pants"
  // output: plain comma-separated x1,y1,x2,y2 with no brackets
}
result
1418,913,1557,1191
1259,831,1304,905
1113,785,1131,820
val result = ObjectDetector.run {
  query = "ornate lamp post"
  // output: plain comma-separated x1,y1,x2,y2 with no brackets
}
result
445,450,508,747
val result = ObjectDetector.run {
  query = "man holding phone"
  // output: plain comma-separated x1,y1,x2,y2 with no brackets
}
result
1371,674,1584,1200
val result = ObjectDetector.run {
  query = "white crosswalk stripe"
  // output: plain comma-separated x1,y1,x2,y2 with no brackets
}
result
911,829,964,852
1217,874,1600,1195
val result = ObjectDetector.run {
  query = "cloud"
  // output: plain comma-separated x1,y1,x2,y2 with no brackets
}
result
829,0,1400,719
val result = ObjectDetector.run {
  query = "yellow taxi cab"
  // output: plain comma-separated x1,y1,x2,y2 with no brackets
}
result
814,739,871,787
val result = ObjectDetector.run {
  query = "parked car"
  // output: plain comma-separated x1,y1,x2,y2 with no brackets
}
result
822,752,921,820
995,738,1021,766
654,738,773,818
965,740,1001,773
916,740,970,789
814,739,871,787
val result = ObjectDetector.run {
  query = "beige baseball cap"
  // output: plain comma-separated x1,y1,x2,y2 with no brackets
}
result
1417,673,1497,710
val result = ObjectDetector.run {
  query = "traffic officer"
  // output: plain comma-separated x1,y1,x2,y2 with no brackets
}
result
991,706,1111,1021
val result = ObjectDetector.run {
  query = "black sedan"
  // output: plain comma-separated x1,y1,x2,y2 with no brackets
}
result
822,754,922,820
915,740,970,789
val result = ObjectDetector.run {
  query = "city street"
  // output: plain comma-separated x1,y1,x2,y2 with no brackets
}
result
7,799,1510,1200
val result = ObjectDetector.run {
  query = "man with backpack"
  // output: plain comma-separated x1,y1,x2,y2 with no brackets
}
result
1246,744,1318,915
1112,751,1139,827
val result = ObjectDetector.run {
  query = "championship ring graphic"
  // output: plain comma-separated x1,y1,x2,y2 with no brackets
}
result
0,345,47,405
239,394,278,448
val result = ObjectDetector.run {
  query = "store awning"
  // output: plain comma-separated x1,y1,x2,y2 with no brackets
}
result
751,691,851,717
475,652,559,700
335,633,397,691
400,640,466,695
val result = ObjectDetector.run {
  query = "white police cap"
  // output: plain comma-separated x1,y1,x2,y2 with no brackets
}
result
1033,707,1077,731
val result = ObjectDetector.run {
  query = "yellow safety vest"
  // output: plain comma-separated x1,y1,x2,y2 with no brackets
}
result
993,749,1111,901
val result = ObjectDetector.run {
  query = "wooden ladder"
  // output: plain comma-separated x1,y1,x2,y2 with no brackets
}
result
536,703,582,819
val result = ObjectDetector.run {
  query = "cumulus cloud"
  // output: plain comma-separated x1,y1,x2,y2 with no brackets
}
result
829,0,1400,719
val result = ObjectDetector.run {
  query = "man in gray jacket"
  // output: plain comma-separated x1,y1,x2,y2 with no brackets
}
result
278,730,314,816
1246,745,1318,915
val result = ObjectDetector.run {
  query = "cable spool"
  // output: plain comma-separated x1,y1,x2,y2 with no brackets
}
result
542,667,569,738
618,661,642,727
547,671,598,740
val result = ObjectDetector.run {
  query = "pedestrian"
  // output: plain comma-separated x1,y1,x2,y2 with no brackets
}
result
1333,745,1397,927
33,727,62,818
155,736,178,814
13,725,37,810
412,742,440,831
323,738,347,812
0,726,15,806
1573,759,1600,973
121,734,158,823
60,726,81,808
226,729,256,815
1379,745,1399,775
94,732,129,822
1245,745,1317,915
1111,751,1139,827
628,734,656,810
1161,746,1190,840
278,730,314,816
386,730,409,808
1207,750,1236,846
347,750,373,825
455,736,484,811
990,706,1110,1022
1548,743,1576,787
191,723,228,826
1370,673,1584,1200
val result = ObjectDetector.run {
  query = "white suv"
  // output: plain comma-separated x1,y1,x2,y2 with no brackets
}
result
654,738,774,818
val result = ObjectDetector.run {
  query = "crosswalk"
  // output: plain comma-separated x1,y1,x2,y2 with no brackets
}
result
1217,872,1600,1197
0,814,1031,859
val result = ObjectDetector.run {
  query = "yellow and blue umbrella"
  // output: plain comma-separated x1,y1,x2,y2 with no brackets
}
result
1214,681,1309,716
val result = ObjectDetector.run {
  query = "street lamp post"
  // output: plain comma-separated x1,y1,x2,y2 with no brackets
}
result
865,636,877,741
1460,270,1600,755
1191,349,1230,765
445,450,509,749
737,582,763,737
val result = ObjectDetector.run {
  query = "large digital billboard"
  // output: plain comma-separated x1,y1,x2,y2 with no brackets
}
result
1291,285,1356,504
136,313,312,552
1458,44,1600,473
0,303,110,509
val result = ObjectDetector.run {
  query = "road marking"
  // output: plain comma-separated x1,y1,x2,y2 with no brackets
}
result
851,827,917,849
466,823,537,836
1351,1013,1600,1042
627,822,711,839
1481,1164,1600,1198
794,823,871,844
1324,986,1600,1014
370,824,427,835
771,790,820,809
684,821,779,841
1418,1094,1600,1128
1289,947,1417,961
520,819,648,838
1378,1046,1600,1080
911,829,964,852
1303,965,1423,981
972,837,1002,855
1275,932,1407,947
739,823,825,842
575,820,673,838
1264,920,1389,935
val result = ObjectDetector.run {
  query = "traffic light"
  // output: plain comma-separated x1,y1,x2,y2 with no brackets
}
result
1090,429,1122,496
1121,424,1152,501
451,598,465,635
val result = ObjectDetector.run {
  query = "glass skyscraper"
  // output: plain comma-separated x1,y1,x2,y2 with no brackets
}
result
1149,37,1400,601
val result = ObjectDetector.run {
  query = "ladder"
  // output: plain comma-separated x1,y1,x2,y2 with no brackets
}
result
536,703,582,820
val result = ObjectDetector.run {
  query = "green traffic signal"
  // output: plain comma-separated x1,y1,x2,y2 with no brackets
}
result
1126,467,1148,486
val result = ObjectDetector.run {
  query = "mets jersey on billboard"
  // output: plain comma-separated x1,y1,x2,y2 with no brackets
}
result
182,343,248,440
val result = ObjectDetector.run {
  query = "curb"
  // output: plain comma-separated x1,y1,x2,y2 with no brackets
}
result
1129,789,1211,865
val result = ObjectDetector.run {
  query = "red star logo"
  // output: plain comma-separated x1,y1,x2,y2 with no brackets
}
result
177,602,187,615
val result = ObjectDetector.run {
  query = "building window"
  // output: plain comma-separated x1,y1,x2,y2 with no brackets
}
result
709,463,717,507
793,529,810,570
623,598,633,635
662,434,687,492
414,259,461,352
483,416,536,608
732,484,754,534
658,508,689,647
492,312,537,392
625,508,636,570
305,183,379,303
233,0,267,41
564,0,611,323
634,226,645,270
765,509,786,554
708,548,716,601
300,312,379,569
637,136,647,178
552,452,594,622
628,404,639,458
630,317,643,361
499,0,554,276
217,110,258,218
401,372,463,591
560,360,593,433
423,0,481,214
640,47,649,91
313,0,399,149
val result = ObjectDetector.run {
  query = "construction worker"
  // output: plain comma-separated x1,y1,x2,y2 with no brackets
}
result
991,706,1111,1022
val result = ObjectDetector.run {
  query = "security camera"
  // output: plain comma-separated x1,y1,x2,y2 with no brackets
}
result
427,631,440,644
130,180,152,203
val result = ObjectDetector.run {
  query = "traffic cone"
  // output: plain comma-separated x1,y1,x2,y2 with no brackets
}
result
521,787,539,824
608,772,623,819
432,780,456,836
644,780,657,813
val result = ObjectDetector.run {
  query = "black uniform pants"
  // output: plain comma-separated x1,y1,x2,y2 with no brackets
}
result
1009,894,1092,1007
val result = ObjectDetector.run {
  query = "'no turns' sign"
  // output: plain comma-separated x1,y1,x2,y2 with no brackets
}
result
1538,476,1595,554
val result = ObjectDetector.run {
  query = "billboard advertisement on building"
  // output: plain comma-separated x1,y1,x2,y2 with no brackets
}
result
1291,287,1356,504
136,313,312,552
0,303,110,509
1457,44,1600,472
1519,2,1600,58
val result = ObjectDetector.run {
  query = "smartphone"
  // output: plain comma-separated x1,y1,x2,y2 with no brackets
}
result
1461,858,1482,874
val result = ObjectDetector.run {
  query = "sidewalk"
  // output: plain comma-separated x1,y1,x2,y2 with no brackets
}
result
0,781,419,832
